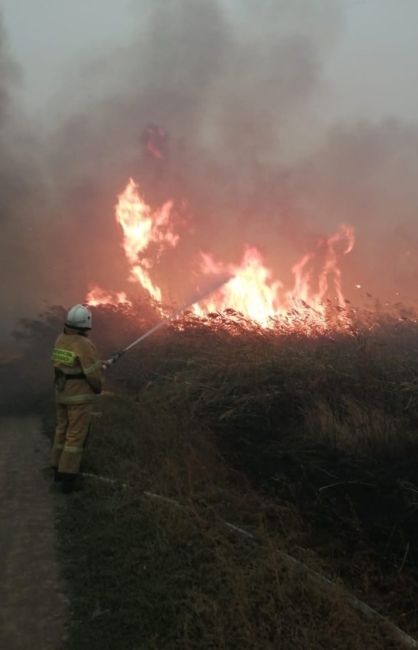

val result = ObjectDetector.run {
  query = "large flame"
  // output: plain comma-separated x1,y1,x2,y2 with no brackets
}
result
87,178,355,330
192,248,283,327
193,225,354,329
116,178,177,303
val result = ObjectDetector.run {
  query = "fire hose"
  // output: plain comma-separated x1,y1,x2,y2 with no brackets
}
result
102,273,232,368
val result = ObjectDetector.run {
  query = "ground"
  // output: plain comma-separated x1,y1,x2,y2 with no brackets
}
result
2,308,418,648
0,417,68,650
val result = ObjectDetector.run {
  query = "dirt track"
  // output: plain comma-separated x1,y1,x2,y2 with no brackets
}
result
0,417,68,649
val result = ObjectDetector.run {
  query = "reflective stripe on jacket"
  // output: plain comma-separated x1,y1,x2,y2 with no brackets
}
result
52,327,103,405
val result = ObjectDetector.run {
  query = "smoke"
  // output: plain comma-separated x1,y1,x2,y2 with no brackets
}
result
0,18,55,336
1,0,418,337
297,119,418,297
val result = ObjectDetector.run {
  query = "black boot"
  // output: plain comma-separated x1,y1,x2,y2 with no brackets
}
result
61,473,83,494
53,467,63,483
61,473,74,493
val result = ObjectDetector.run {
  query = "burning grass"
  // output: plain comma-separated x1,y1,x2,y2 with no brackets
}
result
2,303,418,647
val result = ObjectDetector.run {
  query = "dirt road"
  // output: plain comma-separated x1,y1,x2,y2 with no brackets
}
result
0,417,68,649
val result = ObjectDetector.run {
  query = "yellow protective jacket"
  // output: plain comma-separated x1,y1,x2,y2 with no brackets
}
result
52,327,103,405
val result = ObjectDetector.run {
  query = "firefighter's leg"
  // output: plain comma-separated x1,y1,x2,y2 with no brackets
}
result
58,403,93,490
51,404,68,470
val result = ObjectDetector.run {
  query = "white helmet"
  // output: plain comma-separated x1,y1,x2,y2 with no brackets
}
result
66,304,92,330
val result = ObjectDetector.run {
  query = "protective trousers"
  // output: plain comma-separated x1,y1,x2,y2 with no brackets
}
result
51,403,93,474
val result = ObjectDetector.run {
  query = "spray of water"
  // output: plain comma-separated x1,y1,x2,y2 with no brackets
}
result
105,272,232,365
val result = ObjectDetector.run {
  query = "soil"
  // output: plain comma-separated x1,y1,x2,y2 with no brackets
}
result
0,416,68,649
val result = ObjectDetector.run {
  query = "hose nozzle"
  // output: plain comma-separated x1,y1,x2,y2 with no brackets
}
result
103,350,124,369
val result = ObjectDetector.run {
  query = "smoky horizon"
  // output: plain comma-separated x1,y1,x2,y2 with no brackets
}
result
1,0,418,339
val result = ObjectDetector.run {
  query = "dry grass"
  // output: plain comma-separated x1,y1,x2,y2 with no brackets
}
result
58,394,399,650
3,303,418,648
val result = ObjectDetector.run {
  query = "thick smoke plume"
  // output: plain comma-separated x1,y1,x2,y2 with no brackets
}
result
1,0,418,338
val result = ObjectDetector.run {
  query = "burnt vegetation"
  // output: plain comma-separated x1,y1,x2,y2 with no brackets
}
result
2,304,418,648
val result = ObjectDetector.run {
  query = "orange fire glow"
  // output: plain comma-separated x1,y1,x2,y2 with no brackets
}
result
86,178,355,330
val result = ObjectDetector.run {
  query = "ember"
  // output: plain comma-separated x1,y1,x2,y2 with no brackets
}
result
143,123,168,160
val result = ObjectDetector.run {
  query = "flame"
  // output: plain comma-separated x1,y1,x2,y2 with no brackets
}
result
287,224,355,314
193,225,355,329
193,248,283,327
86,287,131,307
86,177,355,332
115,178,178,303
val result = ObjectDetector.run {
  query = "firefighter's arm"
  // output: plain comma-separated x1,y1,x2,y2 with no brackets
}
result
80,342,103,394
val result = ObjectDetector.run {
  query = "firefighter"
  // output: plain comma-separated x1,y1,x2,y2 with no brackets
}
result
51,304,103,493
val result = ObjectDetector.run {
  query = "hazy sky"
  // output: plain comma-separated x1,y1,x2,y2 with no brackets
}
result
1,0,418,325
1,0,417,124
